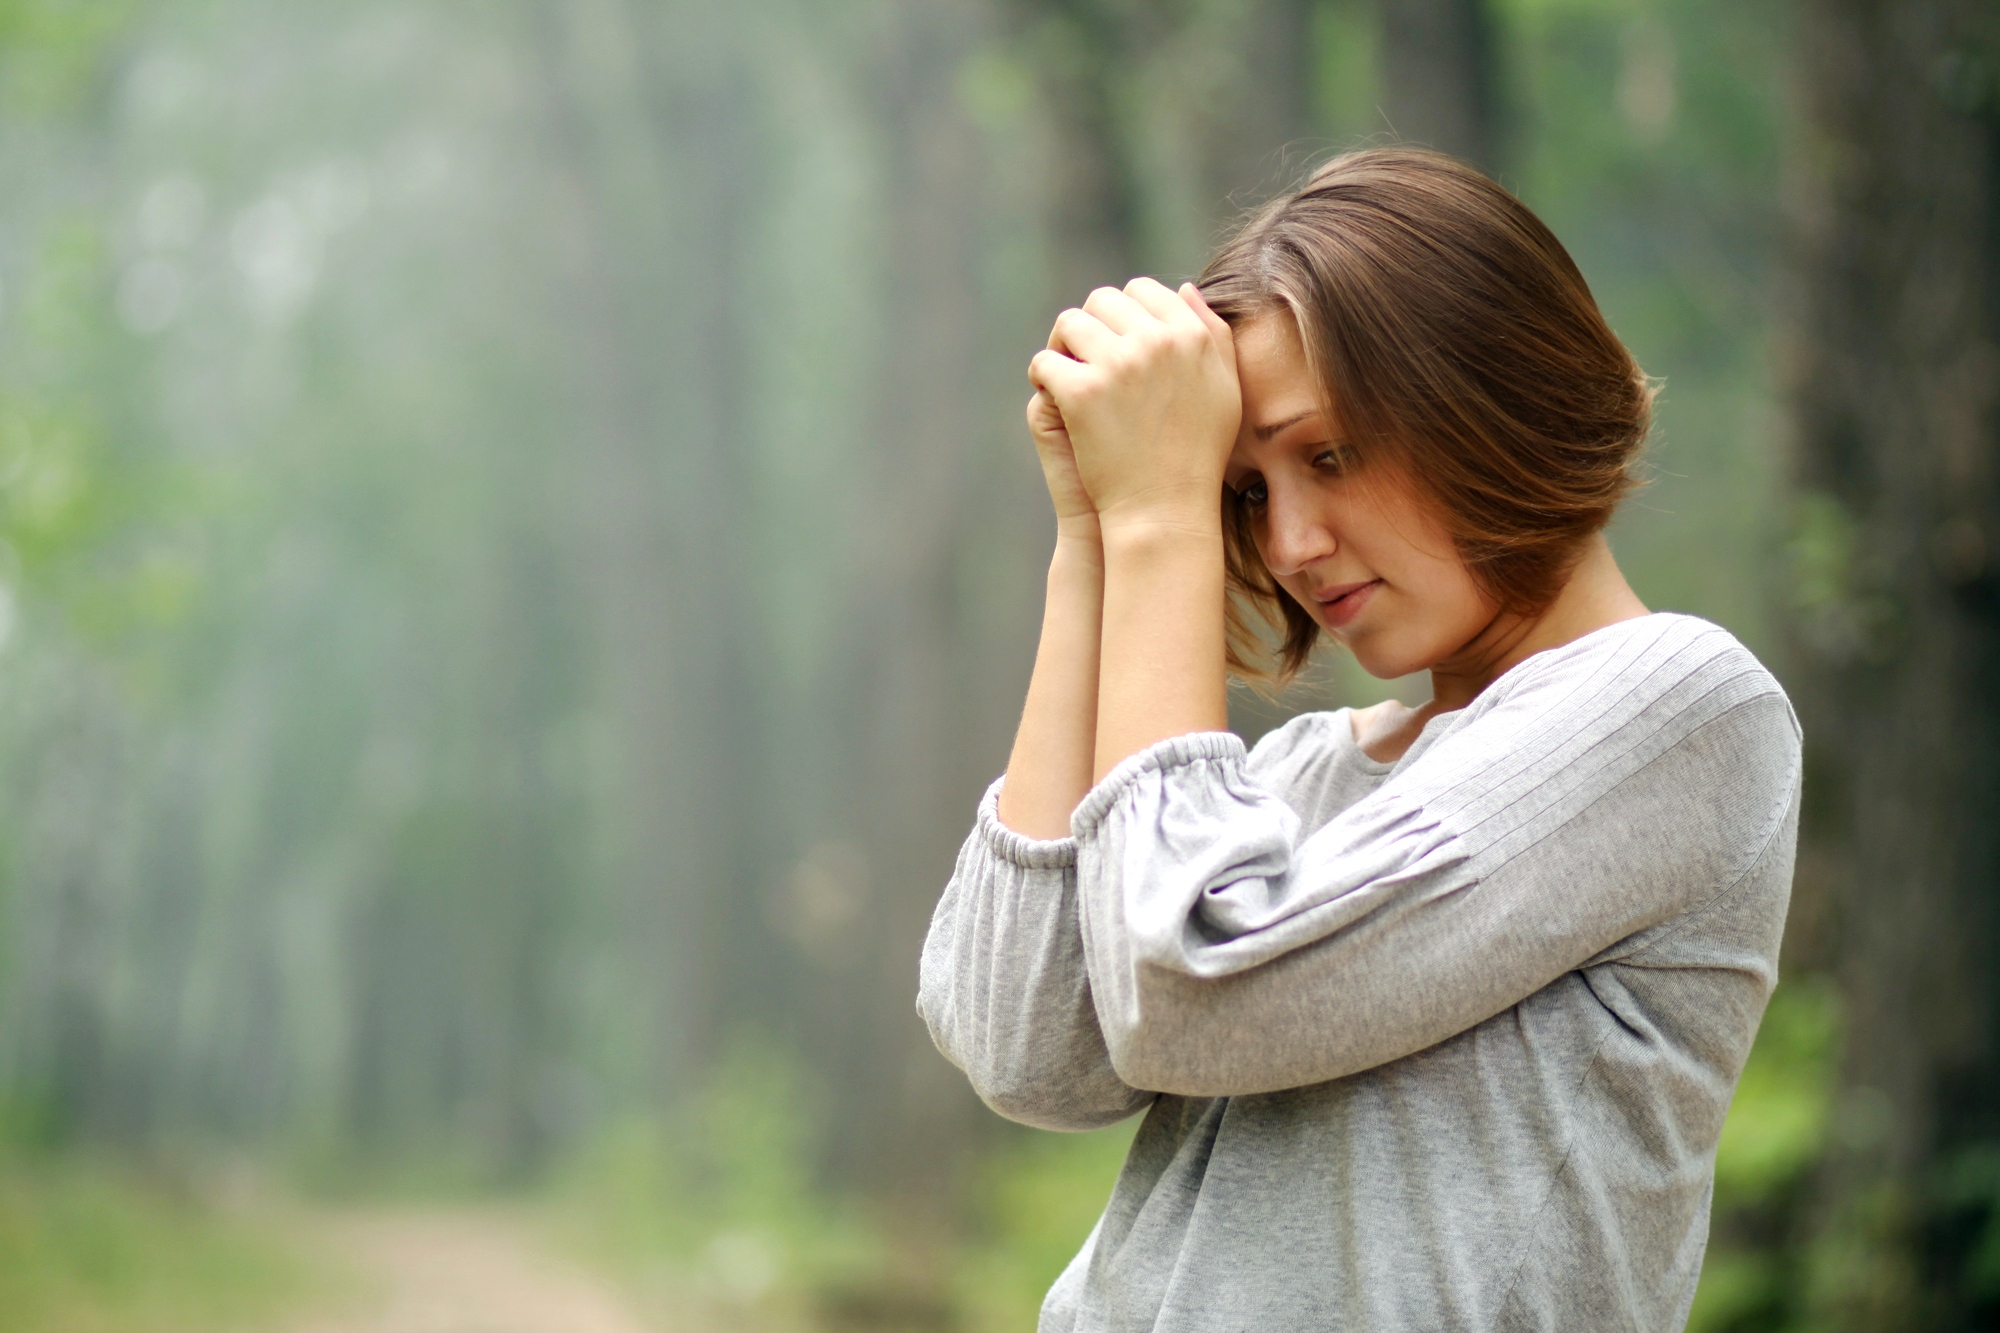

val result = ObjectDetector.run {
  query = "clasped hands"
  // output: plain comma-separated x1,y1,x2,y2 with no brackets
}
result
1026,277,1242,543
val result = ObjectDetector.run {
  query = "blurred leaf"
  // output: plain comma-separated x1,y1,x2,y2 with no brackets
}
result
954,1122,1136,1333
1713,978,1841,1207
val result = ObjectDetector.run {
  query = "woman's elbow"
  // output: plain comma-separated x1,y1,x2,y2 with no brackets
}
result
924,1006,1150,1129
971,1071,1150,1132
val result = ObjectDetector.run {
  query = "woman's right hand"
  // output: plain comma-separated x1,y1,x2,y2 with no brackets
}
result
1027,387,1100,541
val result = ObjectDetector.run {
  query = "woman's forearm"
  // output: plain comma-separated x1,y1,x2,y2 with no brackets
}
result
1094,518,1230,783
996,530,1106,838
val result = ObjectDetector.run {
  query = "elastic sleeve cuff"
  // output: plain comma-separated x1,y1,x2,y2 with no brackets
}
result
976,776,1079,870
1070,731,1247,840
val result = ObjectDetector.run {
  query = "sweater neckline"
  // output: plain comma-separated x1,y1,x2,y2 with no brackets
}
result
1339,612,1696,776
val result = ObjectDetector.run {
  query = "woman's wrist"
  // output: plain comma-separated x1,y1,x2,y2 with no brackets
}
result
1094,487,1225,546
1098,509,1224,558
1052,511,1105,552
1048,532,1105,597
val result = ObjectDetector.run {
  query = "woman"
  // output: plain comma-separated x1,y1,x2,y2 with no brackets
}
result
918,149,1799,1332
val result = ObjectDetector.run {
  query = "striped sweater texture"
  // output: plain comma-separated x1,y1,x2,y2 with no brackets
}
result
918,613,1801,1333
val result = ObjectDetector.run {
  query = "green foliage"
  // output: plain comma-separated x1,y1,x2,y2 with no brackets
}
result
1786,491,1898,661
1,230,117,583
1687,978,1843,1333
0,0,135,115
552,1038,1140,1330
0,1151,336,1333
953,1122,1135,1333
1713,979,1842,1207
555,1037,886,1321
1944,1144,2000,1288
1787,493,1858,621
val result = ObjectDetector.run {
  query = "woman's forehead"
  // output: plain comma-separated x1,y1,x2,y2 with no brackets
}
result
1235,314,1328,440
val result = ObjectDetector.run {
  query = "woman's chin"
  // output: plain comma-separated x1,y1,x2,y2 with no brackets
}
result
1346,647,1416,681
1340,631,1431,682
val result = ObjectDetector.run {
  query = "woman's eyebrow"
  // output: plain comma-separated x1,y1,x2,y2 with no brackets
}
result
1253,410,1319,441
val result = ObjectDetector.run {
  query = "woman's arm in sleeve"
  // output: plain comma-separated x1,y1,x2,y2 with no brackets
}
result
1068,627,1804,1096
918,779,1156,1130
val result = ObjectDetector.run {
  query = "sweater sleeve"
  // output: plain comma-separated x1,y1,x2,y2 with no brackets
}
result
1068,619,1804,1098
917,778,1157,1131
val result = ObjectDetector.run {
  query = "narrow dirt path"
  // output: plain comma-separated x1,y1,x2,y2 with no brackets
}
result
288,1209,665,1333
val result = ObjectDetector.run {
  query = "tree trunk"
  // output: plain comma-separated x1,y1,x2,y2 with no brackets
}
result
530,0,768,1114
1785,0,2000,1325
1377,0,1500,170
806,0,1011,1220
1191,0,1321,220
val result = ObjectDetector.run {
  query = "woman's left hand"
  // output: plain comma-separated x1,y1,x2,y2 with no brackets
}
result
1027,277,1241,536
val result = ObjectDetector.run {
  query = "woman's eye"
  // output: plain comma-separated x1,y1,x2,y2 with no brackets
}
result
1313,446,1353,474
1238,479,1268,508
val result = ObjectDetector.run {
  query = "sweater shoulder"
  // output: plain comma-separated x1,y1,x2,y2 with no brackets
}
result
1497,613,1793,734
1401,616,1799,836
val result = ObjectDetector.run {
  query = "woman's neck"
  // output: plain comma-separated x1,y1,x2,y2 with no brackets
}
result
1428,536,1650,713
1349,537,1649,765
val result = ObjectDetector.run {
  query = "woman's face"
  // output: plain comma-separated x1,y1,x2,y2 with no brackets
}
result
1223,311,1498,680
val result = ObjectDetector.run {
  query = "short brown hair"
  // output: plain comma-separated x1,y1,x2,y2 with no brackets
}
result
1197,148,1654,683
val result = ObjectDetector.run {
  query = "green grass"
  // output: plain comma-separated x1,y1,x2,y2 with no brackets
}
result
551,1036,1140,1332
0,1153,337,1333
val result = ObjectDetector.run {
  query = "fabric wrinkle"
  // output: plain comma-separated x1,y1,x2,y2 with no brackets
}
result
916,612,1801,1332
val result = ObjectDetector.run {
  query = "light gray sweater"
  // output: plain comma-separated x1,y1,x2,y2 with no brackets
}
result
917,613,1801,1333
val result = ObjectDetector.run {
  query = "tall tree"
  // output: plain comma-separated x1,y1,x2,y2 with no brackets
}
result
1193,0,1322,215
531,0,769,1117
1785,0,2000,1325
810,0,1007,1214
1007,0,1153,295
1378,0,1500,169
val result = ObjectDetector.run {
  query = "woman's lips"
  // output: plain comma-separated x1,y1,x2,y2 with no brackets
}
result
1314,579,1381,629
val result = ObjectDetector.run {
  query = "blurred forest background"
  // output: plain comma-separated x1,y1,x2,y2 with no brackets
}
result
0,0,1995,1330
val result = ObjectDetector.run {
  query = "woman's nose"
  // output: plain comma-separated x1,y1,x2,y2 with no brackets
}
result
1260,491,1338,577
